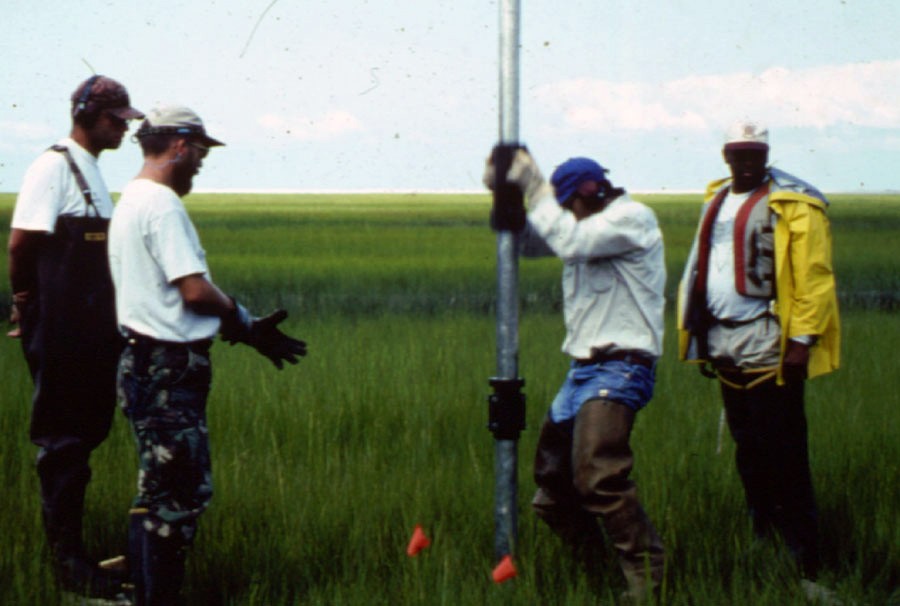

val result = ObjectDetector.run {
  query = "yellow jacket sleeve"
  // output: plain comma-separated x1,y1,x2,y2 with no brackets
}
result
771,194,841,379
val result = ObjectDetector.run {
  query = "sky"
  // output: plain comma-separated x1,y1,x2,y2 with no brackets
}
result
2,0,900,194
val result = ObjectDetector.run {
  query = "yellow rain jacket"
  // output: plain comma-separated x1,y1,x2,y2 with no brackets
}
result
677,169,840,383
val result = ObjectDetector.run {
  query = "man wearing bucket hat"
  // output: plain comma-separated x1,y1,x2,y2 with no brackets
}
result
677,121,840,598
108,104,307,605
7,74,143,599
484,149,666,601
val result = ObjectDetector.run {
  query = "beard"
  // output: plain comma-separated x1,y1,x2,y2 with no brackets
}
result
171,160,196,197
731,167,766,193
104,133,125,150
86,130,124,154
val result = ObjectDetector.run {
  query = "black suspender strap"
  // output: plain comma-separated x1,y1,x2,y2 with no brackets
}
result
49,144,100,217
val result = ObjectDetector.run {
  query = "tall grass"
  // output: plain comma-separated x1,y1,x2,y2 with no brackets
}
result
0,193,897,605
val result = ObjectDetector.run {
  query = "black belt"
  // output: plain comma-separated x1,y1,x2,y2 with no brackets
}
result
575,350,654,369
123,328,213,355
710,311,775,329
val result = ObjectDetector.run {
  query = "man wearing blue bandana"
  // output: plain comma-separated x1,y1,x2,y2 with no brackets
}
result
484,150,666,602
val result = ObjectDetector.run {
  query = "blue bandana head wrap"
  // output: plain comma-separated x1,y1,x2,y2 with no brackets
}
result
550,157,609,205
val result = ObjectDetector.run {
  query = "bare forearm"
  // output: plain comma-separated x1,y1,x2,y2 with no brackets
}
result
8,228,42,295
175,274,234,317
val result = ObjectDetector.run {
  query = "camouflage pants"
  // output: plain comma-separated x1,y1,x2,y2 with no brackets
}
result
117,338,214,545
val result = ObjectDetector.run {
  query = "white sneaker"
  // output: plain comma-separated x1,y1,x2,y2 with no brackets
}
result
800,579,844,606
61,591,133,606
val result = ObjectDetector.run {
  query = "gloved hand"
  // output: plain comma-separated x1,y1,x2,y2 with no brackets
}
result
483,147,553,210
221,302,307,370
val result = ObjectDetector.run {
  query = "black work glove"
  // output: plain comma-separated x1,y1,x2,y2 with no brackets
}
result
221,302,308,369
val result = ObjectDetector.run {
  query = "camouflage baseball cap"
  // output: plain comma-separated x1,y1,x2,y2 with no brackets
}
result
71,75,144,120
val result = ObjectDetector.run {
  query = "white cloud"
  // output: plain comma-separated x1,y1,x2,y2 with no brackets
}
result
0,120,55,141
535,60,900,133
256,110,363,141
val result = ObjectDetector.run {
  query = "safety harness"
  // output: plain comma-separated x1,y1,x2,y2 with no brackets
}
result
693,182,778,391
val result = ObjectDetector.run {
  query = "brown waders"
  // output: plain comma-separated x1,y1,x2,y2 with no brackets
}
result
532,399,664,601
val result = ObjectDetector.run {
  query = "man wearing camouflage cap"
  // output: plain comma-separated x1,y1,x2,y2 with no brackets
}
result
7,75,144,599
677,121,840,596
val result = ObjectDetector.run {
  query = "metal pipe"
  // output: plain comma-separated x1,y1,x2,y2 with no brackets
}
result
490,0,523,564
499,0,520,145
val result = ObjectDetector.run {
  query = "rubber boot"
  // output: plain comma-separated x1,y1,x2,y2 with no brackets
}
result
45,503,125,599
604,505,665,603
127,509,147,601
532,415,604,550
39,452,89,577
44,501,87,590
571,399,665,601
531,414,609,595
129,510,187,606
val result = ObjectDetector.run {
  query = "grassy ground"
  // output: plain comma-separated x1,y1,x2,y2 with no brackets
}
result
0,193,897,605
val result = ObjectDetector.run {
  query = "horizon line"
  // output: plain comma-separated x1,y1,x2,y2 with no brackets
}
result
2,187,897,196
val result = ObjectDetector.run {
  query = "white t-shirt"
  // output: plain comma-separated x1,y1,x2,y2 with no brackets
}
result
706,190,769,321
521,192,666,360
11,137,114,231
108,179,220,342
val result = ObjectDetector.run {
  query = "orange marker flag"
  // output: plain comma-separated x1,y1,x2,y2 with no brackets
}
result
406,525,431,556
491,554,517,583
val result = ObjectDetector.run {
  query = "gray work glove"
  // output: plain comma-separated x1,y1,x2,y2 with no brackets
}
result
483,147,554,210
221,301,307,369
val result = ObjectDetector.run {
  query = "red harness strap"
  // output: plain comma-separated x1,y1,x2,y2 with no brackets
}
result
693,183,770,301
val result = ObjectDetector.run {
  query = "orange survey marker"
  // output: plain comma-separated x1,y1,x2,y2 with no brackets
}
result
406,525,431,556
491,554,517,583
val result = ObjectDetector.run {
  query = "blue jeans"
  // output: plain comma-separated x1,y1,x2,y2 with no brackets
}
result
533,361,666,591
550,359,655,423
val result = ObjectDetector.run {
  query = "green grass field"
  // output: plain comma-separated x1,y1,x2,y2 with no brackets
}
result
0,193,897,605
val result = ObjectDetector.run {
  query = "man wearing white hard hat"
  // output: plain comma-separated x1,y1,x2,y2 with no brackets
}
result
108,105,307,605
677,121,840,595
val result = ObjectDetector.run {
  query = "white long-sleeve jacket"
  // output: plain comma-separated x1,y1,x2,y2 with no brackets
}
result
521,192,666,360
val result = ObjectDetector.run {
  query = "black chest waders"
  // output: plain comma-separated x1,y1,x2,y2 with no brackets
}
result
20,146,122,578
24,145,121,437
34,213,119,353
